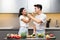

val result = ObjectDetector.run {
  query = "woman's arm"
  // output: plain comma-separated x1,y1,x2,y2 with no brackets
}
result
21,17,31,23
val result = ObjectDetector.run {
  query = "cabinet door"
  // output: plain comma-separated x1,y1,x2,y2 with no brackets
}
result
27,0,50,13
27,0,60,13
16,0,28,13
0,0,28,13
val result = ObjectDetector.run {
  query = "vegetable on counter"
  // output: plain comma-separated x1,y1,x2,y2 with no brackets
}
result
37,33,44,38
7,33,21,39
45,32,56,40
21,32,27,39
30,33,36,38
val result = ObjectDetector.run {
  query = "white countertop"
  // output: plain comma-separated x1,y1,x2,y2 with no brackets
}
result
0,27,60,29
45,27,60,29
0,26,13,29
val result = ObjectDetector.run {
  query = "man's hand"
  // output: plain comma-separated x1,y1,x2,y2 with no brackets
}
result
27,14,32,18
27,14,42,24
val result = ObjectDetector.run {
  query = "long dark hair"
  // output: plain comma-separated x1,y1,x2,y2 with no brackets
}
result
18,8,25,17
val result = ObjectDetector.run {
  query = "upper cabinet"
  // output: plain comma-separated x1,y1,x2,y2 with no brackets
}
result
27,0,50,13
27,0,60,13
49,0,60,13
0,0,17,13
0,0,60,13
0,0,28,13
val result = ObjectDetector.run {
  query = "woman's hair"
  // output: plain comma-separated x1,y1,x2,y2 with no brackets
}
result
18,8,25,17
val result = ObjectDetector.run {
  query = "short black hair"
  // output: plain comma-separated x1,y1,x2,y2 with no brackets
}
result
34,4,42,10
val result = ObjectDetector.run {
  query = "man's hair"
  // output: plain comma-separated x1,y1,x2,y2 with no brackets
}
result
34,4,42,10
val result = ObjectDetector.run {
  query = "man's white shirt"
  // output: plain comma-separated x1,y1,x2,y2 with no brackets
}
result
33,13,46,30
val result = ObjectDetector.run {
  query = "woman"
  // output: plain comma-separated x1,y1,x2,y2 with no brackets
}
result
18,8,30,35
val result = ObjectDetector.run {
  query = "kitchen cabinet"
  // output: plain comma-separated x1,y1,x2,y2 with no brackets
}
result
0,0,16,13
0,0,60,13
0,0,28,13
27,0,60,13
27,0,51,13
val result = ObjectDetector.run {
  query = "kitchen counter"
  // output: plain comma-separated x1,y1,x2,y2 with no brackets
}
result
45,27,60,29
0,27,60,40
45,27,60,31
4,38,46,40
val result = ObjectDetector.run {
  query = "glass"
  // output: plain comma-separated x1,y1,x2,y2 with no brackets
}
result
28,29,33,35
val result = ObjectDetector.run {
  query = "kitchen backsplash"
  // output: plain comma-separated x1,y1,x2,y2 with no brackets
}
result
0,13,60,29
0,13,20,29
46,13,60,27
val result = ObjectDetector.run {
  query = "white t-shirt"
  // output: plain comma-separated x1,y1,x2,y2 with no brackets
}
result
33,13,46,30
19,15,29,27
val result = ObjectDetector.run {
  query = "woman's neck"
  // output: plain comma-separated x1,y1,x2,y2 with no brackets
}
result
22,15,26,16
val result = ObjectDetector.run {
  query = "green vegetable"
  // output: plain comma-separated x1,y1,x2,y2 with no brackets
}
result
21,32,27,39
37,33,44,38
32,34,35,36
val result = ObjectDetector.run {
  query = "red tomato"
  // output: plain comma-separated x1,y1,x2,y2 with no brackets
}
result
15,35,21,39
46,38,50,40
50,34,54,37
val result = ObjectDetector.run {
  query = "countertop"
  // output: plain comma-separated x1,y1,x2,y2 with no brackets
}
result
4,38,46,40
45,27,60,29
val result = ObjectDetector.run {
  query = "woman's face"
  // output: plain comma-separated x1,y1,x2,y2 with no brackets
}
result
22,9,27,15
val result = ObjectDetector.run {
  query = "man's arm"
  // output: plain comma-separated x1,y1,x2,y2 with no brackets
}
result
27,14,43,24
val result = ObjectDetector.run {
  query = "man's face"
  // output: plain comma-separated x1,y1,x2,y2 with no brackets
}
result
34,7,40,13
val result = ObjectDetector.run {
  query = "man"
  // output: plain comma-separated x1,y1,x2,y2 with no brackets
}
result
28,4,46,33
